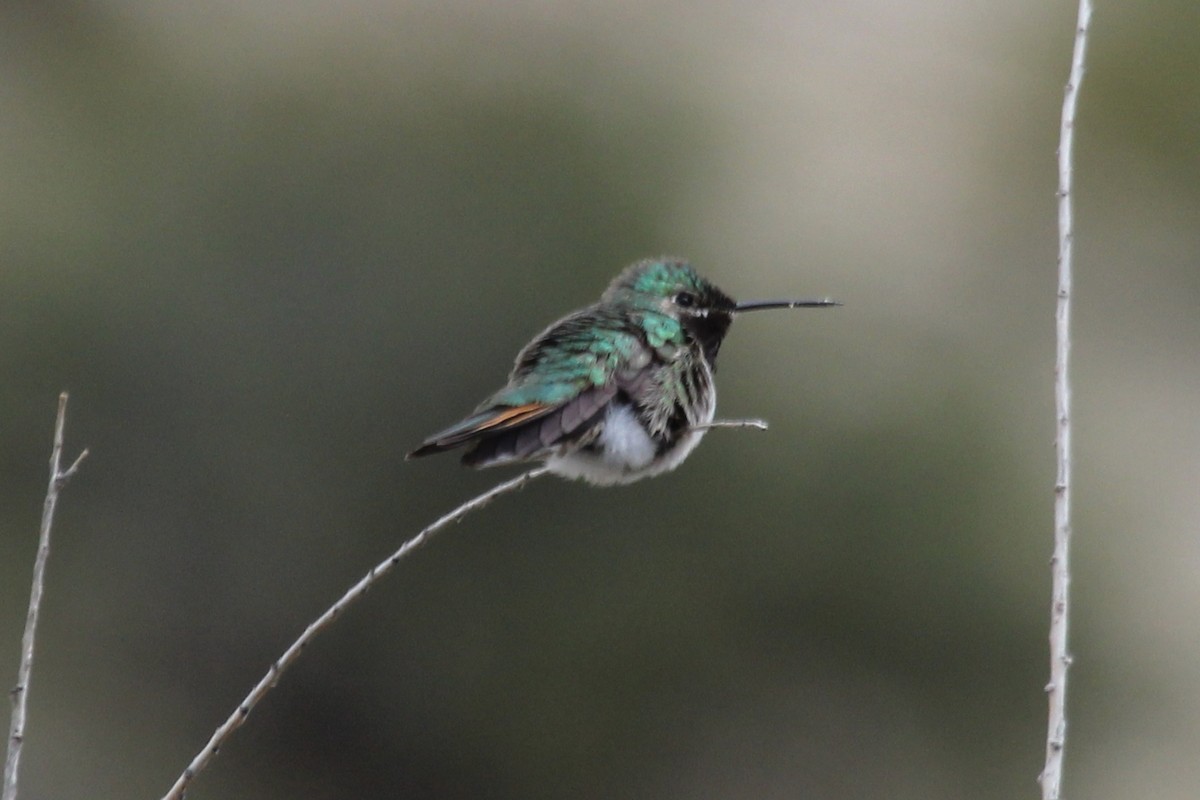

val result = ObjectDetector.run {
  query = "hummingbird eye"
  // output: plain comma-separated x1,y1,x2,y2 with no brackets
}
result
674,291,697,309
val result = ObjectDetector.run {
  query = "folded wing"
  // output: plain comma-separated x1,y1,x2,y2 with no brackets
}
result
406,384,617,467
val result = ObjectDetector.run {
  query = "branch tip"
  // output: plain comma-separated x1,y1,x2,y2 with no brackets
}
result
4,395,88,800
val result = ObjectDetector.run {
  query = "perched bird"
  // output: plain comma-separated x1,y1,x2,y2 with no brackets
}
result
407,257,838,485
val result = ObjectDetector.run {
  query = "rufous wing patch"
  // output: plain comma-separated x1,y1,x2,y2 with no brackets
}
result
406,402,555,459
471,403,552,431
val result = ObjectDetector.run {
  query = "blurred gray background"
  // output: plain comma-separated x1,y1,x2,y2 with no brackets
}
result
2,2,1198,798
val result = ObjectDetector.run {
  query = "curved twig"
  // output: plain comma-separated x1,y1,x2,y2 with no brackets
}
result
161,465,550,800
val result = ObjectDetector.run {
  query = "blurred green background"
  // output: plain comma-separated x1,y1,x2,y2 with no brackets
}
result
3,2,1198,798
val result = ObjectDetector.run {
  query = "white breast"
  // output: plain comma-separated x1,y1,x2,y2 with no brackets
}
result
545,387,715,486
594,403,658,468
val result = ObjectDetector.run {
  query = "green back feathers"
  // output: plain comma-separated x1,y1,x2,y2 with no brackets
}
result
485,306,643,407
481,258,734,409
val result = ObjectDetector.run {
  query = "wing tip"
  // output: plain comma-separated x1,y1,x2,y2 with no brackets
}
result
406,436,469,460
404,444,434,460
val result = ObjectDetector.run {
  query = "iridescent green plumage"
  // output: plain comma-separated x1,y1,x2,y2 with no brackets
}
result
408,257,837,484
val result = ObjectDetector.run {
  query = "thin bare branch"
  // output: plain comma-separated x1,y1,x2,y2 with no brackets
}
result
4,393,88,800
160,465,550,800
690,418,769,432
1041,2,1091,798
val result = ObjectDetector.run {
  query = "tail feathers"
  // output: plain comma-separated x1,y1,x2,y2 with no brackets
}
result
407,386,616,467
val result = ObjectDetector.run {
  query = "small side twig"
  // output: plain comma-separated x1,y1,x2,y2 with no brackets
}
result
4,393,89,800
691,418,769,432
160,464,551,800
1041,2,1091,798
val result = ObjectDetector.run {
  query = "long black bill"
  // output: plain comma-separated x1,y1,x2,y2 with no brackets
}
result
734,298,841,312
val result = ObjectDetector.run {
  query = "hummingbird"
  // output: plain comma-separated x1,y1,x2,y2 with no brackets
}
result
407,257,838,485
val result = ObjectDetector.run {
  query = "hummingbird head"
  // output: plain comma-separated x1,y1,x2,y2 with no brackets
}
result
603,257,735,315
602,257,738,364
603,257,840,365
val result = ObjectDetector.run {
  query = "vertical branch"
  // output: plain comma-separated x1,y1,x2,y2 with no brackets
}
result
4,394,89,800
1042,2,1091,799
160,465,550,800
